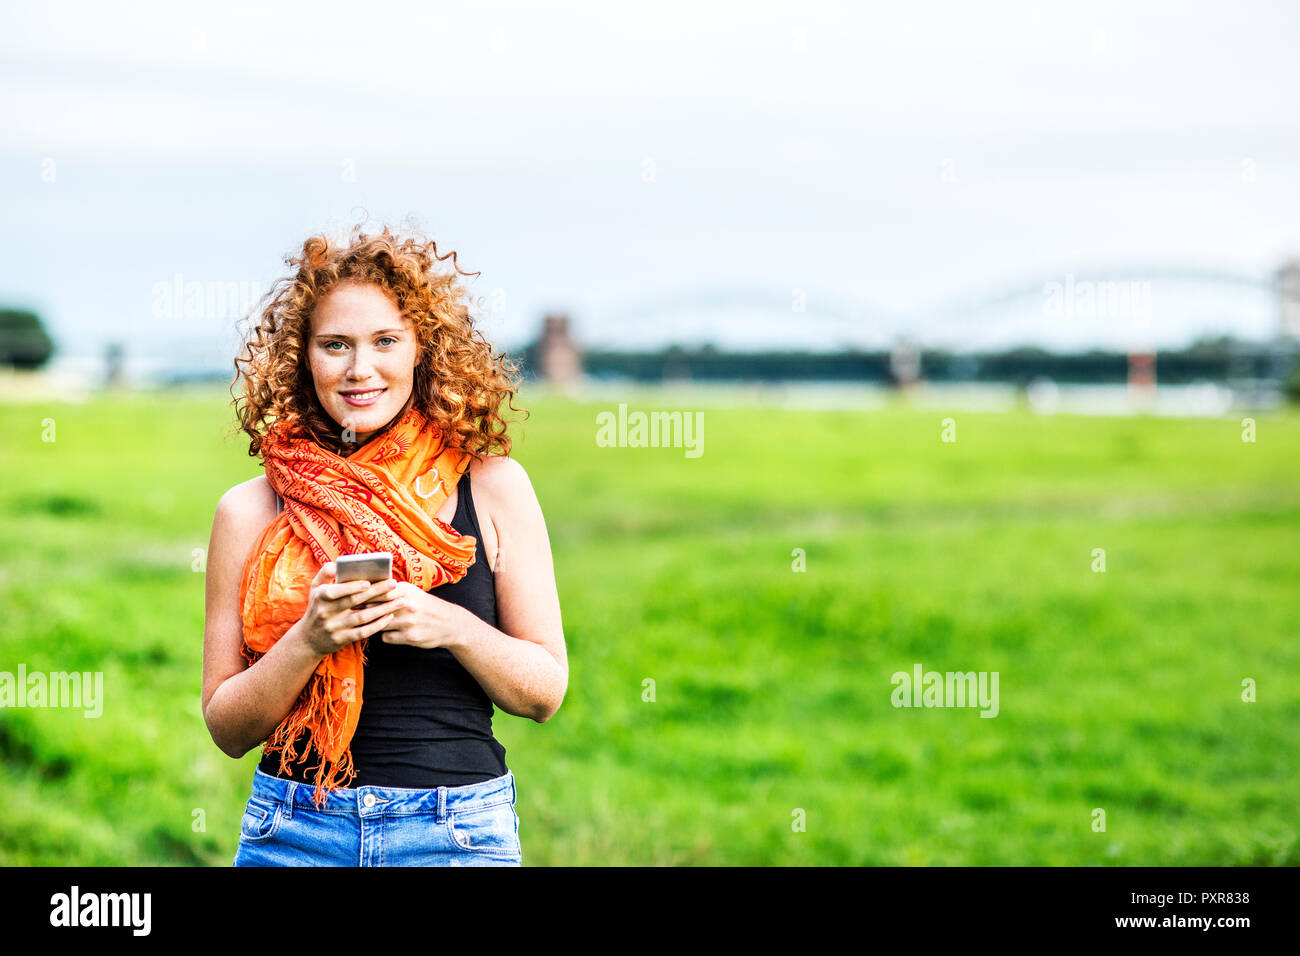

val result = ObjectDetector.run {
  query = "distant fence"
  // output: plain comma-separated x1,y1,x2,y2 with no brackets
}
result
522,343,1296,386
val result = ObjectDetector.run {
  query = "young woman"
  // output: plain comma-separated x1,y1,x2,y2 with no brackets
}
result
201,225,566,866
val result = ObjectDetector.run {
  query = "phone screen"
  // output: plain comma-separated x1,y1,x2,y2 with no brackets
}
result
335,552,393,584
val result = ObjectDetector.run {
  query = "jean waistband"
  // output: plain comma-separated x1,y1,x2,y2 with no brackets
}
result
250,766,515,818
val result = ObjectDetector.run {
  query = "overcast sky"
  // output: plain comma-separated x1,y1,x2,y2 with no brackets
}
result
3,0,1300,368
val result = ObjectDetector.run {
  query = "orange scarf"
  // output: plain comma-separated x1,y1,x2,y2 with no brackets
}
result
238,406,477,806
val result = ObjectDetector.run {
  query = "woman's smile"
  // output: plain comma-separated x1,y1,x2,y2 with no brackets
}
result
339,386,388,407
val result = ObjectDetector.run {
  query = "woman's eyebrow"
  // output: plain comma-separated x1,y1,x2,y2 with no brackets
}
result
314,328,406,339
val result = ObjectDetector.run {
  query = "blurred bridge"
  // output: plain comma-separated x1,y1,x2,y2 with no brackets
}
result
595,260,1300,352
530,260,1300,390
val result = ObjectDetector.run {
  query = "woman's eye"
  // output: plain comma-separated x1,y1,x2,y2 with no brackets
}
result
324,341,346,351
377,336,396,347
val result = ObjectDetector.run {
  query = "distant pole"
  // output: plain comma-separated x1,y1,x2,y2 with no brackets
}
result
889,337,922,396
1127,349,1156,411
1280,259,1300,341
104,341,125,390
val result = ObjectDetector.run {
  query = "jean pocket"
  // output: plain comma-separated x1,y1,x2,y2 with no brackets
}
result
239,795,284,845
445,800,520,855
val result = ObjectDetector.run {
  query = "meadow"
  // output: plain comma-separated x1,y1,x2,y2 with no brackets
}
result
1,385,1297,865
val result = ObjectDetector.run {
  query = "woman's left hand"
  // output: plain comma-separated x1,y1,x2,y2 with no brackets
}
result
378,581,471,650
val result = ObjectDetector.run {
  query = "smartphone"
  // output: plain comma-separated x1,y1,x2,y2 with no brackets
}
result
335,552,393,610
336,551,392,584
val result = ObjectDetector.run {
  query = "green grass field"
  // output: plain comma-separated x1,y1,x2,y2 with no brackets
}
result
1,386,1297,865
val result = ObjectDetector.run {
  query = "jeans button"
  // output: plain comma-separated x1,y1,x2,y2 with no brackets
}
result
363,793,377,808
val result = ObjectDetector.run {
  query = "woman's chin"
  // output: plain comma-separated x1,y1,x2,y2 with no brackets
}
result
325,392,413,442
335,407,394,439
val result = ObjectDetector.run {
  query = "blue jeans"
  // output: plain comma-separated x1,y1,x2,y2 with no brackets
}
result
232,767,522,866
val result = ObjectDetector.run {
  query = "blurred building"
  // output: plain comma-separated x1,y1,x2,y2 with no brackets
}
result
889,337,922,389
1280,259,1300,341
535,314,584,391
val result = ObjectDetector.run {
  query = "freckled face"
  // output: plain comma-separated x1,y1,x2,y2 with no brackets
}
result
308,281,419,445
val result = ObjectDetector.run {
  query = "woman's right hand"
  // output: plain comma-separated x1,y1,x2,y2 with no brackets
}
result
296,562,405,658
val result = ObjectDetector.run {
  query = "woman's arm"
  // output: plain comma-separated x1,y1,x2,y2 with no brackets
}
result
200,479,326,758
380,456,568,722
466,456,567,720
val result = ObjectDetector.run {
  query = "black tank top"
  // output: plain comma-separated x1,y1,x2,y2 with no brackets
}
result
257,468,509,787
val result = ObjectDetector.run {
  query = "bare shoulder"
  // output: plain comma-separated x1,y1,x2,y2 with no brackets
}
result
217,474,277,518
467,454,538,513
467,453,531,492
212,474,278,546
206,474,279,612
466,454,545,541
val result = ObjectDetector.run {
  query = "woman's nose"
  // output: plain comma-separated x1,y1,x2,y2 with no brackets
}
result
347,348,375,379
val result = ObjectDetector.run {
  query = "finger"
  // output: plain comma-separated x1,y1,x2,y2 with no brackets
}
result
333,597,400,632
319,580,373,604
349,596,405,626
345,613,395,643
311,562,337,587
374,610,403,637
349,579,398,608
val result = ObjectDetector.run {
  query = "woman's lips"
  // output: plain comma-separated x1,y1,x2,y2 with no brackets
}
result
340,387,386,407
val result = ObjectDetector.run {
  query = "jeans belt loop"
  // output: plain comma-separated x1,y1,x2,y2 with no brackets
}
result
282,781,296,819
438,786,447,824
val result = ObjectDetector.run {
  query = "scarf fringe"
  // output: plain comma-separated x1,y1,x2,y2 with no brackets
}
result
242,643,359,809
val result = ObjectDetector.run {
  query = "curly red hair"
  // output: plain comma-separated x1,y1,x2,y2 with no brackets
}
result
232,222,527,462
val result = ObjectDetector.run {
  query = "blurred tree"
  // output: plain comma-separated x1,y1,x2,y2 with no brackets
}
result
1285,362,1300,405
0,308,55,369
